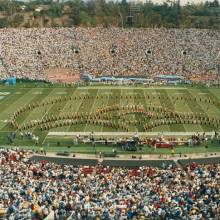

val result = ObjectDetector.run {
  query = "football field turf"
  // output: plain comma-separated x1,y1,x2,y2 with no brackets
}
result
0,84,220,148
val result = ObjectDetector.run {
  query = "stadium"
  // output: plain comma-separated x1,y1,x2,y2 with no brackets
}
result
0,0,220,220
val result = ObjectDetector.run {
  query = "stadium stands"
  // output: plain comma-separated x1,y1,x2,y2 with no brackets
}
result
0,28,219,82
1,148,220,220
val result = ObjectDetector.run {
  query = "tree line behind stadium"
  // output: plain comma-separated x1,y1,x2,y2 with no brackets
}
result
0,0,219,29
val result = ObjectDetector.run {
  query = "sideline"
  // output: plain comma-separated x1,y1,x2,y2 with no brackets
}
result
77,87,187,90
40,151,220,160
48,131,215,137
30,153,220,168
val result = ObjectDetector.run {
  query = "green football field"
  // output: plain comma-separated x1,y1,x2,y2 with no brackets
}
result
0,83,220,152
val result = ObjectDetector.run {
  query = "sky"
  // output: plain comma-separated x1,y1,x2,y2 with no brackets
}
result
151,0,209,4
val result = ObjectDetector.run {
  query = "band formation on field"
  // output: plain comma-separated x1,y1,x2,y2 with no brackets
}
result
7,87,220,133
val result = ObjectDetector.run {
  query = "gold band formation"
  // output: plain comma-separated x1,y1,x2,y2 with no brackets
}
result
10,94,220,131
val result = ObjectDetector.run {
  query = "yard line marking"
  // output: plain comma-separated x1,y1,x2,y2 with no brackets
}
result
32,88,76,143
38,90,57,121
174,93,185,95
32,92,43,94
0,120,9,123
0,92,10,95
168,90,188,131
127,92,138,94
80,92,89,94
22,89,57,134
154,89,170,132
41,133,48,146
195,90,220,118
119,88,124,131
208,89,220,101
64,90,84,132
22,89,56,125
0,88,37,120
101,90,111,132
66,89,89,132
56,92,67,94
0,89,44,130
84,89,100,132
34,87,76,133
185,90,205,131
198,93,208,95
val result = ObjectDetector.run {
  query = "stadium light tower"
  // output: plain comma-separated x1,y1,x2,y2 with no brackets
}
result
126,2,141,26
118,8,124,28
166,0,182,10
167,0,175,6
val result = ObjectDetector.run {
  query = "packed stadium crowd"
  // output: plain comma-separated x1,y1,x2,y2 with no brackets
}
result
0,28,219,81
0,148,219,220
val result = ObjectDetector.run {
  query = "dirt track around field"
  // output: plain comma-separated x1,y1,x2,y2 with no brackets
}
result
47,68,80,83
38,151,220,161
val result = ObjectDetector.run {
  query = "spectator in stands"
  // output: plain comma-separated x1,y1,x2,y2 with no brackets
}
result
0,28,219,82
0,148,219,220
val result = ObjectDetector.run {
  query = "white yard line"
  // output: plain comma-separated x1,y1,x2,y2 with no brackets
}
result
41,133,48,146
101,90,111,132
0,88,36,120
127,92,138,94
79,92,89,95
32,92,43,95
83,89,100,131
64,90,84,132
131,89,138,132
190,90,220,118
0,92,10,95
167,93,187,131
208,89,220,101
27,89,57,134
198,93,208,95
119,89,124,131
187,90,212,130
153,90,170,131
42,89,74,145
103,92,113,95
10,88,46,132
22,89,56,126
56,92,67,95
